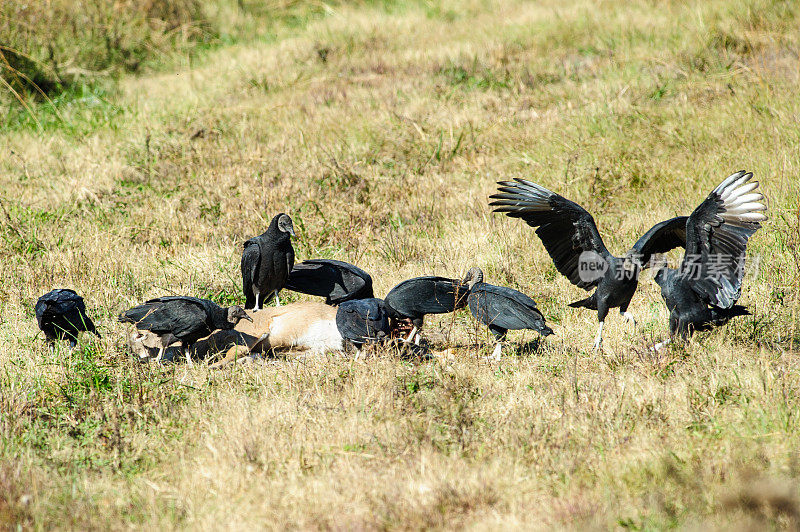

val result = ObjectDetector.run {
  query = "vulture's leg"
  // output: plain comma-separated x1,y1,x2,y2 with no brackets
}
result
652,338,672,352
405,326,418,343
254,293,261,312
414,329,421,346
593,321,604,352
620,310,637,328
253,333,270,353
184,344,193,366
490,341,503,361
157,333,176,364
274,292,281,306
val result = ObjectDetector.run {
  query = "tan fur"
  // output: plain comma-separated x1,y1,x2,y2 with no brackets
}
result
233,302,336,344
127,302,341,367
257,301,337,345
209,302,341,367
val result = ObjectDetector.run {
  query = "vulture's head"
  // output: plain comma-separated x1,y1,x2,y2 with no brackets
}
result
463,267,484,289
277,213,296,237
227,306,253,325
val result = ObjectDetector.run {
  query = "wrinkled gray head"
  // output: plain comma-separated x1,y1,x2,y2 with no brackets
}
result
227,306,253,324
278,214,295,237
463,267,484,289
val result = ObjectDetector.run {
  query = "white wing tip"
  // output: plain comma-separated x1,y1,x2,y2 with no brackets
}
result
712,170,768,222
721,212,767,223
513,178,555,195
713,170,748,194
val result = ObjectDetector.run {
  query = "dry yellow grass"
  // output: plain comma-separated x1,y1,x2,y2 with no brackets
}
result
1,0,800,529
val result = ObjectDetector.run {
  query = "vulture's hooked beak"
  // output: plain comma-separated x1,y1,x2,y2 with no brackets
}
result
232,308,253,323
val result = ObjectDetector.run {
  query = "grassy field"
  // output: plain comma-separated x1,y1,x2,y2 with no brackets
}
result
2,0,800,528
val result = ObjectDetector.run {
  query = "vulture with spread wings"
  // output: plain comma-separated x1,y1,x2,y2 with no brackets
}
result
652,171,766,347
490,179,688,351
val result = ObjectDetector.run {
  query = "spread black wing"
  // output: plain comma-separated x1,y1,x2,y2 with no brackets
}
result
630,216,689,266
680,171,766,308
285,259,374,305
384,276,470,319
490,178,610,290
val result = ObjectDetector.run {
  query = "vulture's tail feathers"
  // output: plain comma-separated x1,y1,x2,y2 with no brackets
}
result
709,304,750,326
568,294,597,310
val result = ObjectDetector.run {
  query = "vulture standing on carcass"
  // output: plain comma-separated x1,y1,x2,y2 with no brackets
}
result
35,289,100,348
285,258,374,305
491,179,690,351
383,272,473,344
241,213,295,310
651,170,766,348
464,268,553,360
119,296,251,363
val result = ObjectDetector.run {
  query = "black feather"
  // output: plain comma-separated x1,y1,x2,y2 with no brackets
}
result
241,213,295,309
285,259,373,305
119,296,247,350
467,282,553,341
652,171,765,339
383,276,470,327
35,289,99,346
631,216,688,266
335,298,390,347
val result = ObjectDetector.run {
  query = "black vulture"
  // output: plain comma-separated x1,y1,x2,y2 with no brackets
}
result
285,259,374,305
35,289,100,348
651,171,766,347
465,268,553,359
491,179,688,351
383,272,473,344
335,298,391,350
241,213,295,311
119,296,251,363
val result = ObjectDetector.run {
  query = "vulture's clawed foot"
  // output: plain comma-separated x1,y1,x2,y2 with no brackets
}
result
621,311,637,329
